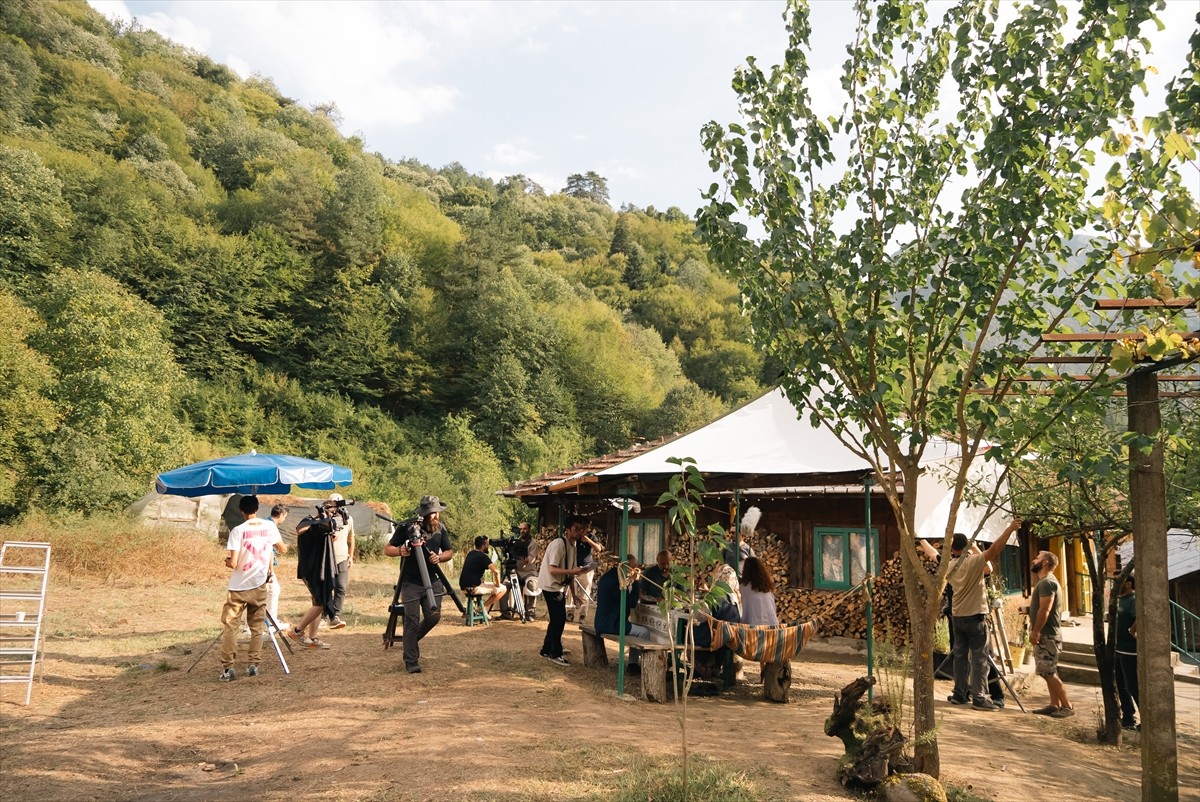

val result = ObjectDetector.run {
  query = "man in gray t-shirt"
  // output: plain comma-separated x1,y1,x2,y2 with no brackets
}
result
1029,550,1073,718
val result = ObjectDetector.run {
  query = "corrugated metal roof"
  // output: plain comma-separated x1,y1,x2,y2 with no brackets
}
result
497,435,680,497
1119,529,1200,581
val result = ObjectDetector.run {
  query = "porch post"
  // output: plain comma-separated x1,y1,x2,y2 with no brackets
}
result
617,490,632,696
865,475,874,702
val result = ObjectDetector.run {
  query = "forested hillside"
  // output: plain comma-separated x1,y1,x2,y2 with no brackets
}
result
0,0,769,533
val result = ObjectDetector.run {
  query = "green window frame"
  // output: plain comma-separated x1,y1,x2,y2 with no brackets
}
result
814,526,880,591
625,519,663,565
997,546,1025,594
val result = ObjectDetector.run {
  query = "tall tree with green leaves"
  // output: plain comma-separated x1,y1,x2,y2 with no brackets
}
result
698,0,1193,780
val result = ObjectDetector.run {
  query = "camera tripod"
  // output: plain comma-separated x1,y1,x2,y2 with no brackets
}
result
187,607,292,674
501,567,527,621
381,538,464,649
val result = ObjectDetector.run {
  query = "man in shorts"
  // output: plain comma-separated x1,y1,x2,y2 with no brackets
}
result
1029,550,1073,717
459,535,507,616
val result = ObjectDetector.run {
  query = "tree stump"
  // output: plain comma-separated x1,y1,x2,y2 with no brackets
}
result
763,660,791,702
825,676,909,789
640,649,669,702
837,726,906,787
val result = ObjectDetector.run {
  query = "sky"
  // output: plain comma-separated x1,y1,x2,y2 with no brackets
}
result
87,0,1197,215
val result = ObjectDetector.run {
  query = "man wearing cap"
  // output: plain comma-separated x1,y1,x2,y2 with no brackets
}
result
325,492,354,629
384,495,454,674
945,518,1021,711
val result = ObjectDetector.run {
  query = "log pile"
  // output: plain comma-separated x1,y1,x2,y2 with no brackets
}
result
668,529,940,645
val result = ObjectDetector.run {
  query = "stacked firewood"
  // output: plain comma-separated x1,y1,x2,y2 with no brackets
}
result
668,529,939,644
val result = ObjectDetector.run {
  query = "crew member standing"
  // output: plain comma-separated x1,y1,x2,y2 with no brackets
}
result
537,514,589,666
220,495,284,681
326,492,354,629
384,495,454,674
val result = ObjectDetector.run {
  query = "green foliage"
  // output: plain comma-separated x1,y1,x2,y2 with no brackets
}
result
0,291,58,518
0,144,69,291
0,0,763,526
28,268,188,511
697,0,1190,774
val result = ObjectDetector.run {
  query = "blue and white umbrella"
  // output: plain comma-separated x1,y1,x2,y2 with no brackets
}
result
155,450,352,497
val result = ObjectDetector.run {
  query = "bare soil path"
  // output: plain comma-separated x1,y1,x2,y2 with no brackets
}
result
2,559,1197,801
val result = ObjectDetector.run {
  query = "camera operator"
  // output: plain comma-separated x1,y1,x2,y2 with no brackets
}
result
384,495,454,674
513,522,540,621
287,499,343,650
460,536,508,617
324,493,354,630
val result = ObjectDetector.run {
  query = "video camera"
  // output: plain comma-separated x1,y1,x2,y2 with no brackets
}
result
308,498,355,535
489,528,524,572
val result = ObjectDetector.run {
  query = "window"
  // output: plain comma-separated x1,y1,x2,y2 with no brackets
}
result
625,519,663,565
814,527,880,591
996,546,1025,594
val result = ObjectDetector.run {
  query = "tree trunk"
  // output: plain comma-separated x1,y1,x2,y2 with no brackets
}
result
899,546,941,778
1081,533,1122,745
1128,371,1178,802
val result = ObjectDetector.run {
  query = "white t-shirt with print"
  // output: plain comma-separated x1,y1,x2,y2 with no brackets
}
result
227,517,282,592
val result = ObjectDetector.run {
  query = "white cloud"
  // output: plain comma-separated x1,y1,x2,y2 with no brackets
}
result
88,0,132,26
136,10,212,52
492,141,537,166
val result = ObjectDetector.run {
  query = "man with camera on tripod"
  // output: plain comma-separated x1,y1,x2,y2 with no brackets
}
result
384,495,454,674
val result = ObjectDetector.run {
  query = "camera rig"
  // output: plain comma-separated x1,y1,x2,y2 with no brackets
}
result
375,512,464,650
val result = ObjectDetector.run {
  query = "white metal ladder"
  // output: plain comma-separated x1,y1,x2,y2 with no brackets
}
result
0,541,51,705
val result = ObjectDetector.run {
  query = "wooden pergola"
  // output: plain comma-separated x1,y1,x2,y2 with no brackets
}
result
999,296,1197,802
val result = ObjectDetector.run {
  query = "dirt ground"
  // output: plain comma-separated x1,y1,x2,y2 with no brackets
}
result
2,557,1197,802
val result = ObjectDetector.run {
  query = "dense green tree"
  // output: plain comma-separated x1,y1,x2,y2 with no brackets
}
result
0,291,58,520
698,0,1187,778
0,145,69,292
29,268,188,510
562,171,610,206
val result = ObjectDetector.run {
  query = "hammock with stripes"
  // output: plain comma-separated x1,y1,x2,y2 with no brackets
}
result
707,619,816,663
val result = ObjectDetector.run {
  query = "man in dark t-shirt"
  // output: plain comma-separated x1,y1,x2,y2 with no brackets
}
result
383,495,454,674
1114,574,1139,729
459,536,507,616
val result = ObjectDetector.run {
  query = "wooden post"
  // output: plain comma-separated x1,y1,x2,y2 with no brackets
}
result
763,660,791,702
1127,370,1178,802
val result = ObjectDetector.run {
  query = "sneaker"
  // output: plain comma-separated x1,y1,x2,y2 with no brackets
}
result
406,664,422,674
544,654,570,666
947,694,969,705
991,697,1006,709
302,637,331,650
1031,705,1059,716
972,697,999,711
246,665,259,677
1122,720,1138,731
329,617,347,630
287,627,304,643
1050,706,1076,719
219,667,236,682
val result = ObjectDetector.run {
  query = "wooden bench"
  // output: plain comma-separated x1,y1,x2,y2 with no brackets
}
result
579,623,675,702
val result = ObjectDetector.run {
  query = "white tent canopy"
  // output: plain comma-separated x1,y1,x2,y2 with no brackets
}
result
588,388,1008,541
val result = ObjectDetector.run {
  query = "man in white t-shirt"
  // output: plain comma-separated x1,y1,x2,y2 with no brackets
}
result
220,495,285,682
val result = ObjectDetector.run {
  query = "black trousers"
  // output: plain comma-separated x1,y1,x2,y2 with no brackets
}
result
1115,651,1139,724
541,590,566,658
401,579,442,668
